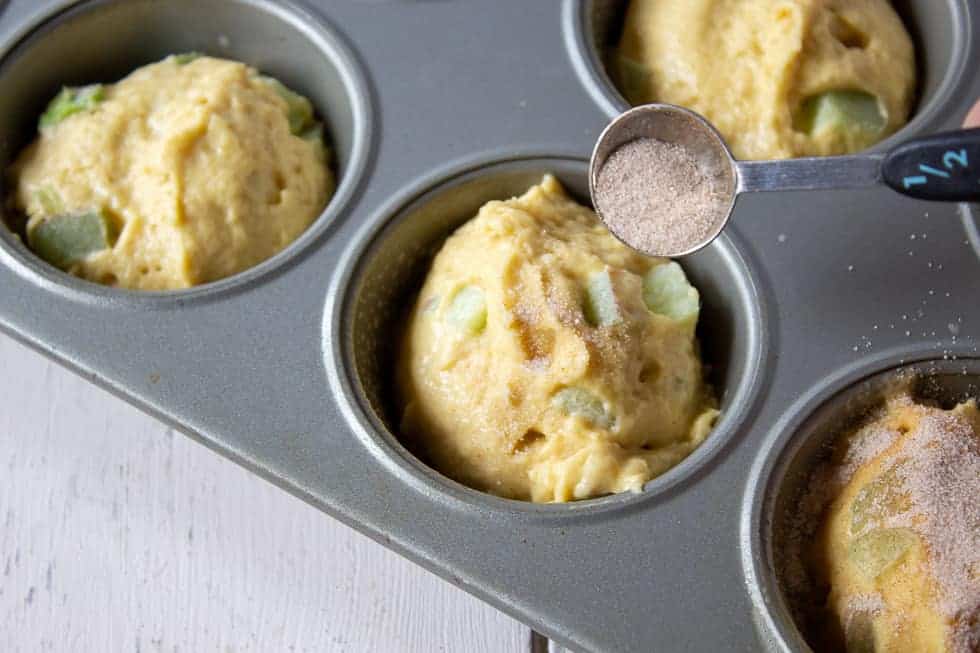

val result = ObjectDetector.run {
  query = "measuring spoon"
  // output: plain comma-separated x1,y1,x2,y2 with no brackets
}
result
589,103,980,257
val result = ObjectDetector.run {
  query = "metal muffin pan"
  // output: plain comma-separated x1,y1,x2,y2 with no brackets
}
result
0,1,977,651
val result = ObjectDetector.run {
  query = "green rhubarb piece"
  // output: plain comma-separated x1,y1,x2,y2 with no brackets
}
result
616,56,650,104
551,388,613,429
299,121,327,161
39,85,106,129
794,90,886,140
34,186,64,216
847,528,916,581
850,465,911,535
583,269,621,327
299,121,324,143
447,285,487,335
844,612,879,653
27,208,118,269
643,262,700,322
172,52,204,65
259,76,315,135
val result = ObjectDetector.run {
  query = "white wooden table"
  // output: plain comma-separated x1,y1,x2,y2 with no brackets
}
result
0,334,563,652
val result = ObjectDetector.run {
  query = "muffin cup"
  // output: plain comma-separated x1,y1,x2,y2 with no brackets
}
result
741,353,980,652
562,0,974,149
325,154,768,513
0,0,372,304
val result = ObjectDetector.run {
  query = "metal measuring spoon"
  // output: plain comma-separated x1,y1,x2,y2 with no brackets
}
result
589,103,980,257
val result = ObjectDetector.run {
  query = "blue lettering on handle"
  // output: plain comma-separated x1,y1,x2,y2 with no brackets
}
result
943,149,969,170
918,164,950,179
903,175,927,189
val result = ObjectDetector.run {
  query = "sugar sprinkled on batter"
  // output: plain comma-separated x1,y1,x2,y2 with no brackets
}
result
882,410,980,648
782,395,980,652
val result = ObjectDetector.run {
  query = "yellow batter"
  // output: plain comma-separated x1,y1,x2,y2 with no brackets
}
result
9,55,333,290
616,0,916,159
397,176,718,502
807,397,980,652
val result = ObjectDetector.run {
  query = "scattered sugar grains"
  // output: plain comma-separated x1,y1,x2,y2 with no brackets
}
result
594,138,727,256
890,410,980,645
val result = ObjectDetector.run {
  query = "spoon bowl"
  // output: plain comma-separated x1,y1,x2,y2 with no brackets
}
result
589,103,738,257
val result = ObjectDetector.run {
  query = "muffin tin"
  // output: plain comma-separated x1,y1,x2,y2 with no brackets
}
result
0,1,976,651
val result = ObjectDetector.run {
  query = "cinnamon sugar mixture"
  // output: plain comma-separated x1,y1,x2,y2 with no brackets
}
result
594,138,727,256
882,408,980,649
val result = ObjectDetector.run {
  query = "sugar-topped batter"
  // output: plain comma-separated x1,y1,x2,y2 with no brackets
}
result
396,175,718,502
787,394,980,652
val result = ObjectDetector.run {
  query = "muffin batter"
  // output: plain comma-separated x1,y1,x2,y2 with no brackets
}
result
804,396,980,652
616,0,916,159
397,175,718,502
9,54,333,290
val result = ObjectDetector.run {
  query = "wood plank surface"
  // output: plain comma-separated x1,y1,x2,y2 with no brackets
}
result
0,335,532,652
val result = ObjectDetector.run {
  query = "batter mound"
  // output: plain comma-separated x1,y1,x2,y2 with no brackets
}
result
801,396,980,652
9,54,333,290
616,0,916,159
397,175,718,503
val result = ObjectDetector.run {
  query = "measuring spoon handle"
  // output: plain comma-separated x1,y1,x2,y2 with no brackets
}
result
736,128,980,202
881,127,980,202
